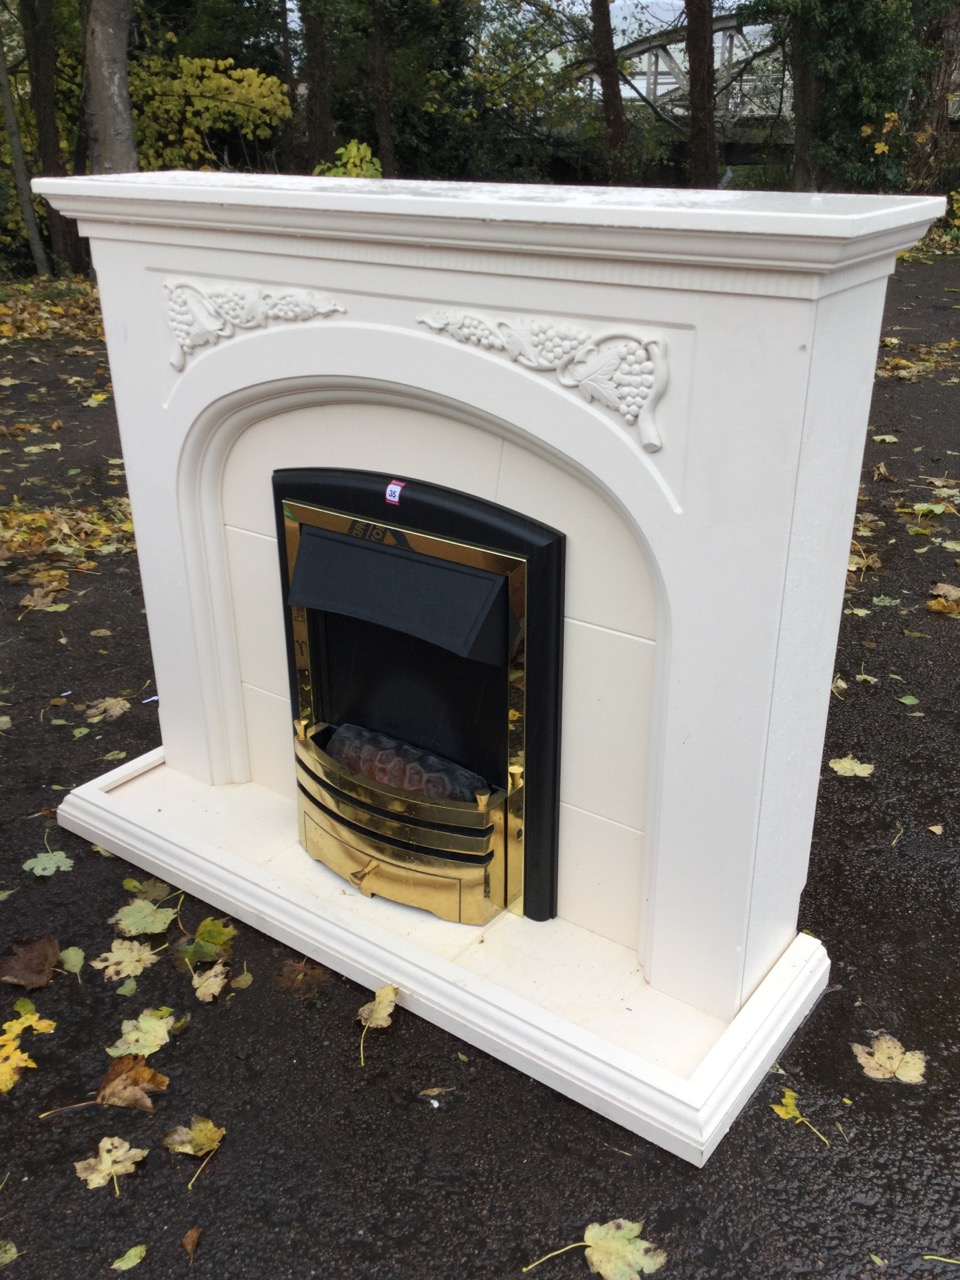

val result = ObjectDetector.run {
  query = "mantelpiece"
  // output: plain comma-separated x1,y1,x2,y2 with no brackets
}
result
34,173,943,1163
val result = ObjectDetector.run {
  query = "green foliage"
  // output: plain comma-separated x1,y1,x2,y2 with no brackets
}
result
739,0,956,191
314,139,383,177
130,47,291,170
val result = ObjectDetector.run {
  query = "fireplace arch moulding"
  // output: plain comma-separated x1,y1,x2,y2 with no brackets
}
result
167,322,670,963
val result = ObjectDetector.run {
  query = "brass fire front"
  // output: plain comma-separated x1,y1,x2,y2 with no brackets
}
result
281,494,527,925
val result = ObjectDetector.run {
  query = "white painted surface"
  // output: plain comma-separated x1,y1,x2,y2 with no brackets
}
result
36,173,942,1159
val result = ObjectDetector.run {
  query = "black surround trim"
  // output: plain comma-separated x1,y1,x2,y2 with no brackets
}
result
272,468,565,921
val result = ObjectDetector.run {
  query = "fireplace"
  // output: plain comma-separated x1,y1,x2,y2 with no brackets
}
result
34,173,943,1163
273,468,564,924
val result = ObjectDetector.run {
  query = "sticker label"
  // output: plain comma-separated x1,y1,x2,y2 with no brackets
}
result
385,480,405,505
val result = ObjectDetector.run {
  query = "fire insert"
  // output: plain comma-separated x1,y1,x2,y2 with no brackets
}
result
273,469,565,925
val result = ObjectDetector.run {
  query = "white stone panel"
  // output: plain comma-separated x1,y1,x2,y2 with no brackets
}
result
560,621,654,831
496,439,656,639
556,804,644,950
223,526,288,699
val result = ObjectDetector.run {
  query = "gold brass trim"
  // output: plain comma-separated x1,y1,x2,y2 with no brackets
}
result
283,495,526,925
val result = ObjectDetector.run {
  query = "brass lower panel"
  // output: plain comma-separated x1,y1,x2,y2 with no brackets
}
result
301,807,501,926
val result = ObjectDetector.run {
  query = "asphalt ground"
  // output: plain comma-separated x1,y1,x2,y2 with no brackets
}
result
1,254,959,1279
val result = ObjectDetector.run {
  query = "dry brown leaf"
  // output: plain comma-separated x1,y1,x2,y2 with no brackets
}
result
851,1034,926,1083
358,984,398,1030
85,696,131,722
927,596,960,616
182,1227,203,1265
930,581,960,601
0,935,59,990
276,958,330,996
96,1055,170,1112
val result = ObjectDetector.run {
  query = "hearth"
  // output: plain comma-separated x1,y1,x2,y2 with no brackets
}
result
34,172,943,1162
273,468,564,924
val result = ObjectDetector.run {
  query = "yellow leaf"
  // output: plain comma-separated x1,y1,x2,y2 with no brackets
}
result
163,1115,225,1157
74,1136,149,1191
770,1087,802,1121
852,1034,926,1083
358,983,398,1030
828,755,874,777
583,1219,667,1278
192,959,229,1003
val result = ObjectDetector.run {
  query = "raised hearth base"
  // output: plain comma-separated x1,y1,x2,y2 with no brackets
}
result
59,749,829,1167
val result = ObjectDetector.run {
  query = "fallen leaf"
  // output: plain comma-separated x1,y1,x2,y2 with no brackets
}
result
230,966,253,990
0,716,11,732
358,983,399,1066
82,393,109,407
85,696,130,722
117,978,137,997
176,916,236,967
182,1227,203,1264
59,946,85,979
163,1116,225,1157
769,1086,830,1145
928,824,943,835
584,1219,667,1279
418,1086,454,1098
931,581,960,600
276,958,330,996
0,376,20,387
872,462,895,482
358,984,398,1031
192,959,229,1003
0,1003,56,1093
0,935,59,989
74,1136,149,1193
109,899,177,936
105,1008,175,1058
0,1241,19,1267
871,596,900,607
828,755,875,778
90,939,160,982
22,849,73,876
927,596,960,616
110,1245,147,1271
852,1034,926,1083
121,876,171,902
97,1055,169,1112
897,695,920,706
90,628,112,637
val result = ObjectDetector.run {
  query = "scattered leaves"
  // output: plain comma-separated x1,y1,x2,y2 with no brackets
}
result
74,1136,149,1194
852,1034,926,1083
22,849,73,877
828,755,875,778
176,916,236,968
0,1002,56,1093
192,959,229,1003
770,1087,830,1146
85,696,131,722
109,899,177,937
90,939,160,982
522,1219,667,1278
105,1008,175,1059
182,1227,203,1264
97,1055,170,1112
110,1245,147,1271
276,957,330,997
358,983,398,1066
0,935,59,990
59,947,85,980
122,876,171,902
164,1117,225,1189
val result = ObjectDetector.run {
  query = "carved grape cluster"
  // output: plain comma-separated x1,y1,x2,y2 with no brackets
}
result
454,315,503,350
206,289,258,327
265,293,318,322
525,320,588,365
166,287,212,348
613,341,657,425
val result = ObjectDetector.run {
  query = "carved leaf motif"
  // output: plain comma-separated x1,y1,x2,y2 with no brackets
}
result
500,325,541,367
578,374,623,411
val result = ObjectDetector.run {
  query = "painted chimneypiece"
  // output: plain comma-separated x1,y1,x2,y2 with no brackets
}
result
35,173,943,1162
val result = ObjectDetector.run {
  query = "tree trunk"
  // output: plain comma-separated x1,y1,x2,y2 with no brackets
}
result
370,0,397,177
684,0,716,187
300,0,336,169
589,0,628,184
18,0,83,270
84,0,137,173
786,9,819,191
0,37,52,275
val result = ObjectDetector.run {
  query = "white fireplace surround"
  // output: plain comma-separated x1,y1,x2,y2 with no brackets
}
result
35,173,943,1164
